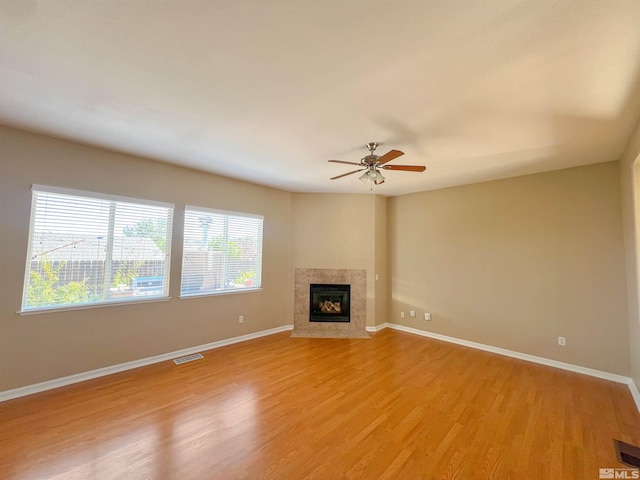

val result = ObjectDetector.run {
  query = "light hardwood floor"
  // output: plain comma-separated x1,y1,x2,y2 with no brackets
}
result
1,329,639,479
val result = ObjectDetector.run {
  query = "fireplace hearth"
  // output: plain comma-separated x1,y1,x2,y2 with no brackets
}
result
310,284,350,323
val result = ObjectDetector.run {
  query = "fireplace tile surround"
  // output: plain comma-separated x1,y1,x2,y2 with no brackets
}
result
292,268,369,339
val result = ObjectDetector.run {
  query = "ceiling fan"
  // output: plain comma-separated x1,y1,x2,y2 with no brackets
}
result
328,142,426,186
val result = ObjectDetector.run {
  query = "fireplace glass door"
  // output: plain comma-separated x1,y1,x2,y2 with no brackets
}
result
309,284,350,323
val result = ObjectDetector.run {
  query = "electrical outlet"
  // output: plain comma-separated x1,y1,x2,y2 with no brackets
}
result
400,311,405,318
410,310,416,317
239,315,244,323
558,336,565,346
375,273,379,281
424,313,431,321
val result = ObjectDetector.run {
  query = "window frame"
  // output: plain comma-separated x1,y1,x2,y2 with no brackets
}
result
19,184,174,314
179,205,264,299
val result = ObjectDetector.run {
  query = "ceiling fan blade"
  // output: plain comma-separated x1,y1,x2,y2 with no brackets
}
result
376,149,404,165
328,159,362,166
381,165,426,172
330,168,366,180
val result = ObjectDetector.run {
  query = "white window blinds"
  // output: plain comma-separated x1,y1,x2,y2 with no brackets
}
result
181,206,263,296
22,185,174,311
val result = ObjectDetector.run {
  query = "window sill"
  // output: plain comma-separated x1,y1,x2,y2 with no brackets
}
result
179,287,263,300
17,296,171,315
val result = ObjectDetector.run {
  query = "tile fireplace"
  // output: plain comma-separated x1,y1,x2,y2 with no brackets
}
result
292,268,369,339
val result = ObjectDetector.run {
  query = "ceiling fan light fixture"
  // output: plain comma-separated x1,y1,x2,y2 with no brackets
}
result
328,142,425,186
358,167,385,186
368,169,384,184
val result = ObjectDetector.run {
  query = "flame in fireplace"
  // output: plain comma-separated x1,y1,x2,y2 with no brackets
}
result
319,300,341,313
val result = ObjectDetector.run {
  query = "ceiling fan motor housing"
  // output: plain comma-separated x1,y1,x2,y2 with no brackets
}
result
362,154,379,166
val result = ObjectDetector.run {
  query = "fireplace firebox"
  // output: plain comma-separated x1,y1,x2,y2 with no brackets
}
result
309,284,351,323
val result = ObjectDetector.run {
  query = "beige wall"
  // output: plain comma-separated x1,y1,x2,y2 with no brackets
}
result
290,193,381,326
388,162,630,375
620,121,640,389
0,125,292,391
374,195,387,327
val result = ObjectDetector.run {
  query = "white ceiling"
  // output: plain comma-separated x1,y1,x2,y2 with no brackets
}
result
2,1,640,196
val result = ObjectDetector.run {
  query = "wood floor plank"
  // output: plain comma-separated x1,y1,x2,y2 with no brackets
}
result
1,329,639,479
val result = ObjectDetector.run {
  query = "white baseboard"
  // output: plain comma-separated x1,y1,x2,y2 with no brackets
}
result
378,322,640,413
365,323,389,332
0,324,294,403
629,378,640,414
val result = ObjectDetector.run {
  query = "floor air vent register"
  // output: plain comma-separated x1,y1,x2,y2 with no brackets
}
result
615,439,640,469
173,353,204,365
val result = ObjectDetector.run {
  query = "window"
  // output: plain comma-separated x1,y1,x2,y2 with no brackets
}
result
181,206,263,296
22,185,174,312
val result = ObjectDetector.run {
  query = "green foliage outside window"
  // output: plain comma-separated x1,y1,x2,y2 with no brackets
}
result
111,260,144,287
235,270,255,285
123,219,168,253
208,236,242,259
27,257,92,308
